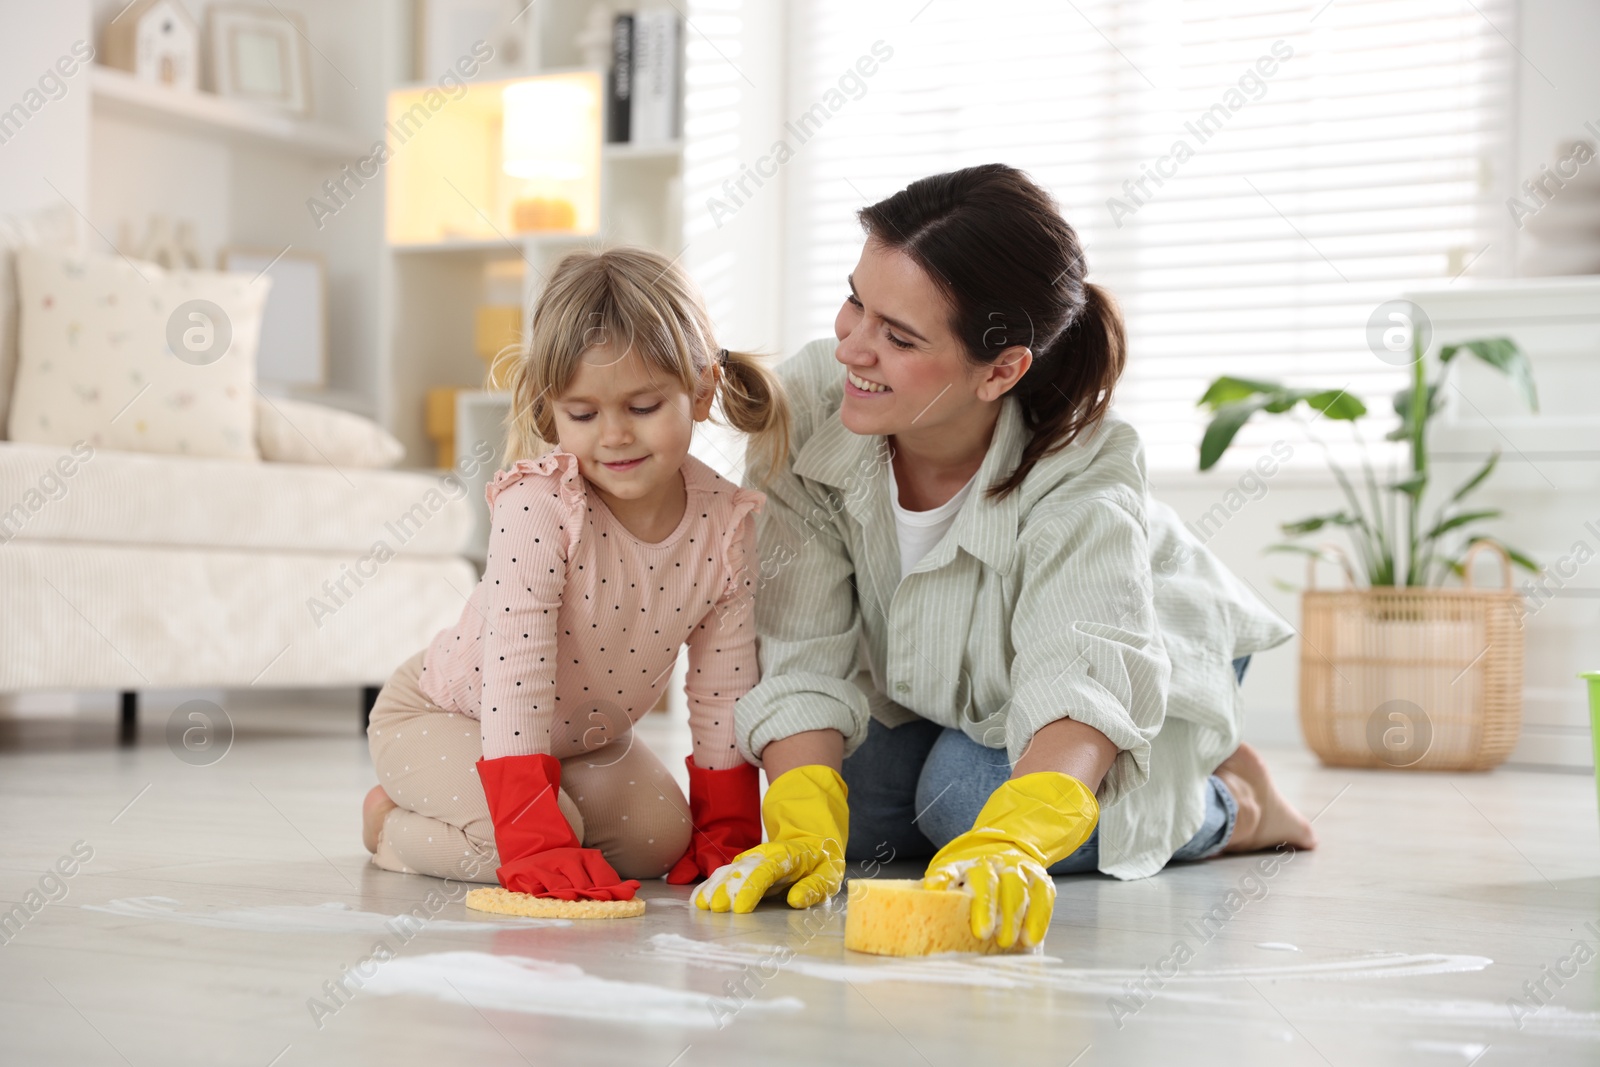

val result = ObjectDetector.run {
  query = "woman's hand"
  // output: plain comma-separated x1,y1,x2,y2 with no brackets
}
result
693,764,849,912
922,771,1098,949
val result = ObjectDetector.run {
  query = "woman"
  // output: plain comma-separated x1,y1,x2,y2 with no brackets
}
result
693,164,1317,948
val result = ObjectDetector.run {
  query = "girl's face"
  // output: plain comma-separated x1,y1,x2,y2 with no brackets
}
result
832,239,1029,440
553,345,715,505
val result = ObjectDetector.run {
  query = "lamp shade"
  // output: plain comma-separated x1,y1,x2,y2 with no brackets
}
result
501,75,600,181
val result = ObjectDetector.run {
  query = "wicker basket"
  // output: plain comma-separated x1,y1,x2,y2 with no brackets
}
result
1298,542,1524,771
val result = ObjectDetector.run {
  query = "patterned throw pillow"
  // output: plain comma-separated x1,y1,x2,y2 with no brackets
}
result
0,203,78,440
7,248,270,461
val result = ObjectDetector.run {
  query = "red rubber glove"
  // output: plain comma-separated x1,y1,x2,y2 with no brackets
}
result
665,756,762,885
476,753,640,901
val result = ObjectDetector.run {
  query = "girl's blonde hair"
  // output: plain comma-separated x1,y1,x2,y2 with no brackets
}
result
487,247,791,487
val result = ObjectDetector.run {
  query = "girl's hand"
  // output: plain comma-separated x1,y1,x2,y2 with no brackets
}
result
477,753,640,900
665,757,762,884
498,845,639,900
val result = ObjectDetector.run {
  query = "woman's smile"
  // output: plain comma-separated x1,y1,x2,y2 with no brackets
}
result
845,369,893,395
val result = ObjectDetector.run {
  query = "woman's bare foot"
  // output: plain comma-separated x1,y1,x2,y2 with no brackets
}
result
362,784,399,853
1214,743,1318,854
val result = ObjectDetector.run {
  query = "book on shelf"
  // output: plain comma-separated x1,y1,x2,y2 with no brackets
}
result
606,13,632,143
607,9,680,146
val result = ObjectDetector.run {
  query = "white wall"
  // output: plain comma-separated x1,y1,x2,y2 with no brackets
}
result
1511,0,1600,271
681,0,788,358
681,0,789,482
0,0,92,216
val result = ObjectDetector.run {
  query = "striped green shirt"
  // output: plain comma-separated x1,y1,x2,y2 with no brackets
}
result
736,339,1293,879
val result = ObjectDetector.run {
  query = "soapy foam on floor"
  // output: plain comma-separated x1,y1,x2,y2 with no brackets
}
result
1326,996,1600,1038
83,896,570,933
365,950,804,1028
642,934,1600,1040
646,932,1491,997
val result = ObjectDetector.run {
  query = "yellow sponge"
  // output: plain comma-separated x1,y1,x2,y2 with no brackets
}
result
464,887,646,919
844,879,1013,957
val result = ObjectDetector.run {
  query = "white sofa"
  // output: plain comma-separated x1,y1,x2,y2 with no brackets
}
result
0,436,478,731
0,210,477,733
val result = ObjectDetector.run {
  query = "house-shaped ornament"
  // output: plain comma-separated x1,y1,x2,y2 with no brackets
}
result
103,0,201,91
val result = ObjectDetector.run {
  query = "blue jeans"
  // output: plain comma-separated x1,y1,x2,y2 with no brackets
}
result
841,656,1251,874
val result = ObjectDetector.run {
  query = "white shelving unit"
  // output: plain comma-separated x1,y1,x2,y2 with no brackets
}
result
89,65,370,159
84,0,397,422
381,0,687,543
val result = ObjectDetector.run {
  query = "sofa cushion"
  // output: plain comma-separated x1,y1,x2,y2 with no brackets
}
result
8,247,268,462
0,539,478,690
0,440,476,556
256,394,404,468
0,204,78,441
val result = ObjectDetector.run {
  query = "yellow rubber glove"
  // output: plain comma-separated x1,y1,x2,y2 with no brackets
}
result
922,771,1099,949
692,764,848,913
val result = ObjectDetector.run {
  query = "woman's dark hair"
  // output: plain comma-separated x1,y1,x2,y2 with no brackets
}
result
858,163,1126,500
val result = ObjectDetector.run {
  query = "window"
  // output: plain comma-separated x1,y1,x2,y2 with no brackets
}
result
780,0,1515,470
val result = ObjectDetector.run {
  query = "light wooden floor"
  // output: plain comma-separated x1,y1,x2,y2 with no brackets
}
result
1,692,1597,1066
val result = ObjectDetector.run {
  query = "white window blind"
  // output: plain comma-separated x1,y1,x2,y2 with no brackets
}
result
779,0,1515,470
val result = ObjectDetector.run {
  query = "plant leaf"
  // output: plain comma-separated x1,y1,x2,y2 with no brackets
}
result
1280,511,1360,537
1199,396,1272,470
1389,472,1427,499
1305,389,1367,420
1198,376,1284,410
1390,383,1441,441
1196,384,1370,469
1439,338,1539,412
1447,450,1500,505
1422,508,1502,541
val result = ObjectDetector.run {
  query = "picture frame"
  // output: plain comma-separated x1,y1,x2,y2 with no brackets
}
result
205,4,312,116
219,246,327,388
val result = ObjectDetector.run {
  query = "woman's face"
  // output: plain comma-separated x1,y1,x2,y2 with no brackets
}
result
832,239,1028,440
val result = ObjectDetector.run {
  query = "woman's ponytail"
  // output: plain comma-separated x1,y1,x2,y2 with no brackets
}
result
1000,281,1127,498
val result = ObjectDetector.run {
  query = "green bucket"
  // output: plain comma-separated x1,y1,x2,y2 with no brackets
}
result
1585,672,1600,817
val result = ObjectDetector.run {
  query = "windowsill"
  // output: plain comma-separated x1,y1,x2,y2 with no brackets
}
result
1147,467,1348,492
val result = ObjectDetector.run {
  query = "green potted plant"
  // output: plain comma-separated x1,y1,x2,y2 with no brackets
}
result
1196,328,1537,771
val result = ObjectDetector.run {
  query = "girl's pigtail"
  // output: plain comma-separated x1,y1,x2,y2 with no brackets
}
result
489,339,556,467
717,348,792,488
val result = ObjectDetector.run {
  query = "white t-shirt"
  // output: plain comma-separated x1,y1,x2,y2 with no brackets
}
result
888,459,980,581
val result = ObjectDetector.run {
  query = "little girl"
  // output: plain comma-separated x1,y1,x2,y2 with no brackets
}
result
361,247,790,900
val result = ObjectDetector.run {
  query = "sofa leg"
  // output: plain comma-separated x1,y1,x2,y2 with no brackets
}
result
119,691,137,746
361,686,380,732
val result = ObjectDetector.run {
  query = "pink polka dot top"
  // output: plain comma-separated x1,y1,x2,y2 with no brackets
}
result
419,447,765,767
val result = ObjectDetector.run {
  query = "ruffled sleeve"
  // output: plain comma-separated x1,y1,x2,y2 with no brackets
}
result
715,486,766,603
477,448,587,760
484,449,587,558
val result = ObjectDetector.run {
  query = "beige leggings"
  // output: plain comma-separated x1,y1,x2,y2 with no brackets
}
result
366,649,693,883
